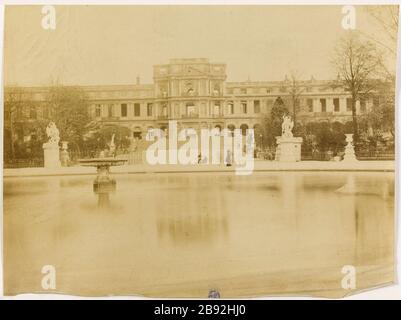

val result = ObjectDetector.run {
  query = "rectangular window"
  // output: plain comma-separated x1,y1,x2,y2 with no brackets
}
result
121,103,127,117
95,104,101,117
162,104,168,116
227,101,234,114
226,88,233,95
320,98,326,112
213,101,221,116
147,103,153,116
134,103,140,117
307,99,313,112
240,88,247,94
333,98,340,112
241,101,247,114
346,98,353,112
254,100,260,113
186,104,196,116
108,104,113,118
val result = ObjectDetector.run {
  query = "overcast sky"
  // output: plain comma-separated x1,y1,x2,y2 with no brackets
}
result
4,5,397,86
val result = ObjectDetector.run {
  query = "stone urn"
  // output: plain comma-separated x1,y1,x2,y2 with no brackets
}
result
60,141,70,167
342,134,358,162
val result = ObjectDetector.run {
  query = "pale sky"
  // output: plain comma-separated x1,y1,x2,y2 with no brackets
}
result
3,5,397,86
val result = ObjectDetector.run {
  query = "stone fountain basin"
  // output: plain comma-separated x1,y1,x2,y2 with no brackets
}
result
78,158,127,167
78,158,127,194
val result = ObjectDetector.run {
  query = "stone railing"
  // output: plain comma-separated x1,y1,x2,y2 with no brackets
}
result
157,115,169,120
181,113,199,119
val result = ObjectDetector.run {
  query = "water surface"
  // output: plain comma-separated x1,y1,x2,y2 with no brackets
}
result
3,171,394,297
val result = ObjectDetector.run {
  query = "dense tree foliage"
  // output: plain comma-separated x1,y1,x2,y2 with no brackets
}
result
46,86,91,154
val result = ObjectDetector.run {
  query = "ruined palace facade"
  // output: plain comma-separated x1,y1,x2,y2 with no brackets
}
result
5,58,375,141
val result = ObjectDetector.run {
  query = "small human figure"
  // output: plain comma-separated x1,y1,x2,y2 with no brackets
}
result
108,134,116,157
225,150,232,167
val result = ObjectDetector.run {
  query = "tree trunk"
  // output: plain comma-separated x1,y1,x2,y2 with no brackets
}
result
351,96,358,141
9,110,15,160
292,99,297,132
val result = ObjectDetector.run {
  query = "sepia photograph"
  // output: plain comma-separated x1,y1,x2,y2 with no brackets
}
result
1,2,399,301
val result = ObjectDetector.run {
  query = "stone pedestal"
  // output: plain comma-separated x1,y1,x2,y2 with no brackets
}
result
275,136,303,162
43,142,61,168
79,158,126,208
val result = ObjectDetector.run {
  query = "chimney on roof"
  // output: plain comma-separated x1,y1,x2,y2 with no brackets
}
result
136,76,140,85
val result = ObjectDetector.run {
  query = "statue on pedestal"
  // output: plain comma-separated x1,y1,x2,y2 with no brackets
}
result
43,121,61,168
275,115,302,162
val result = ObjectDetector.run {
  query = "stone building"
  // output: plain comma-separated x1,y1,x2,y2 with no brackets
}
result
5,58,377,147
86,58,375,140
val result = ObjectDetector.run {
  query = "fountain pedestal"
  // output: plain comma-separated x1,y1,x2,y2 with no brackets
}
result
78,158,127,207
93,164,116,193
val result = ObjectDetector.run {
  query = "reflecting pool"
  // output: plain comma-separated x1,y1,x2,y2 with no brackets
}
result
3,171,394,297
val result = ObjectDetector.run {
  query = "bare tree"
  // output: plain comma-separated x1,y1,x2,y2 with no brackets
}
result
365,6,399,56
362,6,399,81
4,87,25,160
332,33,381,139
287,71,305,131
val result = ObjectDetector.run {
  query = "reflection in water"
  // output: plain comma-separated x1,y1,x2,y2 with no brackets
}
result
156,179,229,246
157,214,228,245
96,193,110,208
3,171,394,297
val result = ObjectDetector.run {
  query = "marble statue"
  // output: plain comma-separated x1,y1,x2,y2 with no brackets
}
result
45,121,60,145
108,134,116,157
43,121,61,168
281,115,294,138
